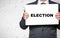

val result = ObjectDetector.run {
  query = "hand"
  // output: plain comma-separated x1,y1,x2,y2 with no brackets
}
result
55,12,60,20
23,12,29,20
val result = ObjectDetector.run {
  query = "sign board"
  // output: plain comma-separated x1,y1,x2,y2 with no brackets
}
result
25,4,59,25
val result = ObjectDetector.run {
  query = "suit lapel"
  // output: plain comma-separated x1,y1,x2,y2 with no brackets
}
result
35,0,57,4
34,0,38,4
49,0,57,4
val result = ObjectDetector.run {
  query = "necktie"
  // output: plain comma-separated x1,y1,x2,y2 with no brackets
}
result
41,3,46,4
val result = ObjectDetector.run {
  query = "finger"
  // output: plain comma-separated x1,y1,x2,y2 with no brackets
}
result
55,16,60,20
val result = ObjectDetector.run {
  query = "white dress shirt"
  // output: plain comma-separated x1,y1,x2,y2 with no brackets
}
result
38,0,49,5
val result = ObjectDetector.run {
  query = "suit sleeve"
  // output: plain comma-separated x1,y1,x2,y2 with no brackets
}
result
19,17,28,30
57,4,60,30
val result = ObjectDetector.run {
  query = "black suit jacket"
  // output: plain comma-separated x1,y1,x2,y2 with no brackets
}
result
20,0,60,38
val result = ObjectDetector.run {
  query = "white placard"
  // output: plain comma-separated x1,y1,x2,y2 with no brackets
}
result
25,4,59,25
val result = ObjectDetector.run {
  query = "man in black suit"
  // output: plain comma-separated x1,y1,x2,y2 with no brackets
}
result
20,0,60,38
